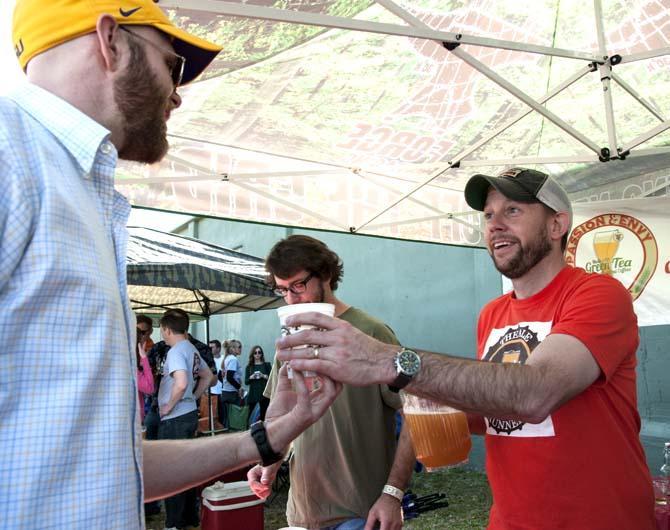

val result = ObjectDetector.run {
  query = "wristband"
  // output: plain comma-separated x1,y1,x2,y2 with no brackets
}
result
382,484,404,502
250,421,283,467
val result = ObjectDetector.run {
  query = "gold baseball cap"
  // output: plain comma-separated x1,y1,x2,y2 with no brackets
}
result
13,0,222,85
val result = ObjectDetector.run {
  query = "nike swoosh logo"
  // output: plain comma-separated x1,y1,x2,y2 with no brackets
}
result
119,6,142,17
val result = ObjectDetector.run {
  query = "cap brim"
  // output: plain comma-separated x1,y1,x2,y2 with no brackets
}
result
464,174,538,211
155,22,222,85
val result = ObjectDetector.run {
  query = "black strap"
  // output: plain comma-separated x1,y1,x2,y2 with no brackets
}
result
389,372,411,393
250,421,283,466
225,370,241,389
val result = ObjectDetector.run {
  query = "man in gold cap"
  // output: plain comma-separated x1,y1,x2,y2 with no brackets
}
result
0,2,342,529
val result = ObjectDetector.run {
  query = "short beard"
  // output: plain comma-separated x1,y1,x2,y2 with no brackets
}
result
492,226,552,279
114,38,169,164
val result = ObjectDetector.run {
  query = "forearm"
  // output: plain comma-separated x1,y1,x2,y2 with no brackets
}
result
193,373,211,400
385,420,415,490
226,371,241,389
143,432,260,500
165,384,187,413
137,358,154,394
407,351,551,423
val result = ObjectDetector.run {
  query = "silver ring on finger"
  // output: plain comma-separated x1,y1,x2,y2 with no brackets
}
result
313,346,320,359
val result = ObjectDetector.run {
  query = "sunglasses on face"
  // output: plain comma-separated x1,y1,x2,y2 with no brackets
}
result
137,328,152,336
119,26,186,87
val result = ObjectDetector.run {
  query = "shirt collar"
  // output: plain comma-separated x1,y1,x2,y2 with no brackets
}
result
8,83,115,176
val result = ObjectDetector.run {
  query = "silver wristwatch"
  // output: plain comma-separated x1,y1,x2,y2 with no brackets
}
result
389,347,421,392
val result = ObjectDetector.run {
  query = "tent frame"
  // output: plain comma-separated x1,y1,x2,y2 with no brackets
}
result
155,0,670,236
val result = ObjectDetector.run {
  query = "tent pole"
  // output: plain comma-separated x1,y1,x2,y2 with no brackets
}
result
447,65,594,164
611,73,665,122
620,47,670,64
232,180,349,230
593,0,619,158
162,0,598,61
203,301,217,437
448,46,602,156
619,121,670,154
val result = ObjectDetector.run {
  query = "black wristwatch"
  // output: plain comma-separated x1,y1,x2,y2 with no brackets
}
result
250,421,283,466
389,347,421,393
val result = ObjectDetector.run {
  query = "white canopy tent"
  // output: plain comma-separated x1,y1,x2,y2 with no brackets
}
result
116,0,670,246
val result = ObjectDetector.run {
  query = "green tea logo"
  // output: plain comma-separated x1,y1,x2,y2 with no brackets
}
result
566,213,658,300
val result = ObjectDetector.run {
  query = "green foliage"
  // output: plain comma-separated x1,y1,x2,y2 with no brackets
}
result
168,0,374,79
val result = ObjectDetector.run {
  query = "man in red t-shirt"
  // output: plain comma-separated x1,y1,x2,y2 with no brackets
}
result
276,167,656,529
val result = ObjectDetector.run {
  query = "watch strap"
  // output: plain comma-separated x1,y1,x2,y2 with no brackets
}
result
382,484,404,502
250,421,283,467
388,372,411,393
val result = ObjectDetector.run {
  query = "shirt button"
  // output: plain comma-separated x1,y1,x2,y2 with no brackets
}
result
100,142,113,155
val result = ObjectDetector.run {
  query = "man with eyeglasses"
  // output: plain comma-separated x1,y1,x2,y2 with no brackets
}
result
1,2,343,529
248,235,416,530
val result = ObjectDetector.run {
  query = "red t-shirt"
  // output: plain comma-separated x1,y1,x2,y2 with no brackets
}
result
477,266,655,530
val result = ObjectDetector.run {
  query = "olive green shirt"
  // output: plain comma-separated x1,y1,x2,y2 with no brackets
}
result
265,306,402,528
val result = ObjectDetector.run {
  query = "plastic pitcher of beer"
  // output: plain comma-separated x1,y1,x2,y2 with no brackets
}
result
401,392,472,471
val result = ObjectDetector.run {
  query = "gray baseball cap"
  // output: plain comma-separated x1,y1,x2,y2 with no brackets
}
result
464,167,572,232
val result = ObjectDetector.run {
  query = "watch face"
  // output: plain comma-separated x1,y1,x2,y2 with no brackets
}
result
398,349,421,375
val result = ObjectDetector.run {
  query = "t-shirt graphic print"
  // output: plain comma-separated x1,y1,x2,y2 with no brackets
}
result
481,320,555,437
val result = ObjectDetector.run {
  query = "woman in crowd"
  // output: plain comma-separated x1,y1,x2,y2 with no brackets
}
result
244,345,272,425
219,339,243,429
135,314,155,423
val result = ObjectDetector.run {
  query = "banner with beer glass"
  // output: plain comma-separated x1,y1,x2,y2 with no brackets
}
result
567,196,670,327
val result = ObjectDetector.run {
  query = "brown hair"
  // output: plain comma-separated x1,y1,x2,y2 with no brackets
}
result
265,235,343,291
246,345,266,369
159,308,189,335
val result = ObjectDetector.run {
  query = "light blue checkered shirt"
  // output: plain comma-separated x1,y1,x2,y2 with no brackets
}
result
0,84,143,529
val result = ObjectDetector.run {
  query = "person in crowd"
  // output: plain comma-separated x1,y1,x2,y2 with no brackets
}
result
245,345,272,424
275,169,656,530
209,339,224,428
248,235,416,530
156,309,213,530
219,339,244,429
136,314,155,423
0,1,342,528
146,333,216,438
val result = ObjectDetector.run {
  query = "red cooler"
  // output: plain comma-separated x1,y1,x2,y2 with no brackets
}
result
201,481,264,530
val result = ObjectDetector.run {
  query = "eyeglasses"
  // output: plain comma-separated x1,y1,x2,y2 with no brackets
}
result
273,273,315,297
253,350,262,354
137,327,152,337
119,26,185,87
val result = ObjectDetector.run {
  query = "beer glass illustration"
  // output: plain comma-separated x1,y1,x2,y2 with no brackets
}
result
593,229,623,275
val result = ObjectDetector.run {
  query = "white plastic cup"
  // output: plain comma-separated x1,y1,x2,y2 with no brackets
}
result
277,303,335,388
277,302,335,330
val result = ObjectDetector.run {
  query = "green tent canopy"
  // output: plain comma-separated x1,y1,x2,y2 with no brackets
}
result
126,226,282,318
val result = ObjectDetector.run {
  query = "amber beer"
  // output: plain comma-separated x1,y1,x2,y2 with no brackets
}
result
404,408,472,470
